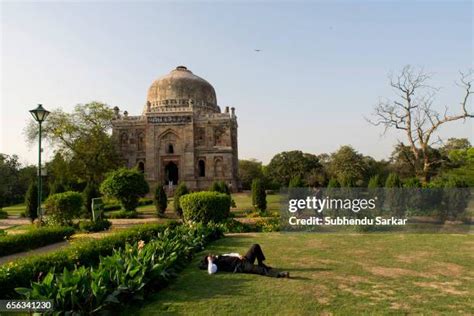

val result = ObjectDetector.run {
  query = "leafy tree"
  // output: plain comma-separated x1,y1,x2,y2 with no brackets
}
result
25,182,38,221
327,178,340,188
154,185,167,216
49,180,67,195
100,168,149,212
385,173,402,188
440,138,471,154
251,179,266,212
44,191,83,225
385,173,404,217
0,154,35,207
368,175,383,188
328,146,366,186
266,151,322,187
173,183,189,217
238,159,264,190
289,175,304,188
26,102,121,184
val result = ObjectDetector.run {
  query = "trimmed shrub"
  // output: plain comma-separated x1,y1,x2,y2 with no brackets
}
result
44,191,83,225
0,226,75,257
209,181,230,195
100,168,149,212
0,222,178,298
173,183,189,217
251,179,267,211
154,185,167,216
181,192,231,223
78,219,112,232
368,175,383,188
49,180,66,195
25,182,38,221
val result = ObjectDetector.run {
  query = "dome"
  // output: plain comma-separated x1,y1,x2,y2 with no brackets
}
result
145,66,218,113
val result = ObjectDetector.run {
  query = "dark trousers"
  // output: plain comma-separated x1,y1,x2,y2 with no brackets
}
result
239,244,281,277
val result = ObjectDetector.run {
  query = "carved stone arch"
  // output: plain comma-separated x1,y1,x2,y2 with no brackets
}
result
214,157,224,178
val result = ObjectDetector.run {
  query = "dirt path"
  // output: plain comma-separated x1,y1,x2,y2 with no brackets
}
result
0,241,70,265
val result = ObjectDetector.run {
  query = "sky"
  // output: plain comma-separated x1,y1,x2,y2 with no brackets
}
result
1,0,473,166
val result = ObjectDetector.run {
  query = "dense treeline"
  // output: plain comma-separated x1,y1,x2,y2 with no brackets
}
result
238,138,473,190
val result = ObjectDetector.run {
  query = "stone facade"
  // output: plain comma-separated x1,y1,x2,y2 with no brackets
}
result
112,66,239,192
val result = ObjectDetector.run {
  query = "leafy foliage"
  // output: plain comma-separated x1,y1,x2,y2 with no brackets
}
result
173,183,189,217
180,192,231,223
238,159,264,190
44,191,83,225
266,151,322,187
209,181,230,195
100,168,149,212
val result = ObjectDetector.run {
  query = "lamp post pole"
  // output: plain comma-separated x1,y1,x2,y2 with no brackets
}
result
29,104,50,222
37,121,42,220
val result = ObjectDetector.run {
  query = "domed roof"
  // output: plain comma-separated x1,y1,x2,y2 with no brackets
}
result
145,66,218,113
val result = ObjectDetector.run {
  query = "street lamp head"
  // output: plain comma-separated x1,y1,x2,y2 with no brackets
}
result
29,104,50,123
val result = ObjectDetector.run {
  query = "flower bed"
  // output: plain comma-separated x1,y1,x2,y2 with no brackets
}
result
0,222,179,298
15,223,223,314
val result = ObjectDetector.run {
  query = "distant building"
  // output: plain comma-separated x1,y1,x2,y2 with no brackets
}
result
112,66,239,192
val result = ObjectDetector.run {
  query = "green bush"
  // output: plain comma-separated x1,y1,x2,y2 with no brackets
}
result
173,183,189,217
251,179,267,211
0,226,75,257
43,191,83,226
209,181,230,195
154,185,167,216
24,182,38,221
181,192,231,223
368,175,383,188
100,168,149,212
289,175,304,188
0,210,7,219
0,222,178,298
327,178,340,188
78,219,112,232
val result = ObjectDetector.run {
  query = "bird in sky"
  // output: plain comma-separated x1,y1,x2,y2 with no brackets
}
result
254,49,262,52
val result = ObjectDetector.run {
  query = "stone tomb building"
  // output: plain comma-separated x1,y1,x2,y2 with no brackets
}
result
112,66,239,192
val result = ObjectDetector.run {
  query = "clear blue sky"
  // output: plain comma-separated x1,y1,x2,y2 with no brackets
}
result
1,1,472,165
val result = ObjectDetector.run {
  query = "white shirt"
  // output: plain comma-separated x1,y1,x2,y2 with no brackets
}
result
207,253,241,275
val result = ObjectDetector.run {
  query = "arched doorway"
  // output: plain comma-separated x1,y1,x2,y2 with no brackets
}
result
164,161,178,185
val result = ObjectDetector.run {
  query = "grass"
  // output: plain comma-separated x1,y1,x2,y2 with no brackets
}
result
2,203,26,216
231,192,281,217
128,232,474,315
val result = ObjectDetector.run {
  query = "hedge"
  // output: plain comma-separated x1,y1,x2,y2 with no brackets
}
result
180,191,231,223
0,222,178,298
0,226,75,257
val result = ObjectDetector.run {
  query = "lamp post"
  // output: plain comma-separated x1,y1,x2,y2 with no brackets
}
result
29,104,50,221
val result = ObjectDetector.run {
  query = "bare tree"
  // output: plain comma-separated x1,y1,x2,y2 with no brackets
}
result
368,65,473,182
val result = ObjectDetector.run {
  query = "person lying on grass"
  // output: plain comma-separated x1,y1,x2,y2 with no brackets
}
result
198,243,290,278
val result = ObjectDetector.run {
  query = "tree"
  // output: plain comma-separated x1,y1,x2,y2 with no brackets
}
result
26,102,121,185
209,181,230,195
289,175,304,188
368,175,383,188
328,146,367,187
238,159,264,190
154,185,167,216
369,66,473,182
266,151,322,187
100,168,149,212
251,179,266,212
25,182,38,221
173,183,189,217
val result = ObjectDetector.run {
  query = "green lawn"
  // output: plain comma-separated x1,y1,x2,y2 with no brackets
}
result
2,203,26,216
128,232,474,315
